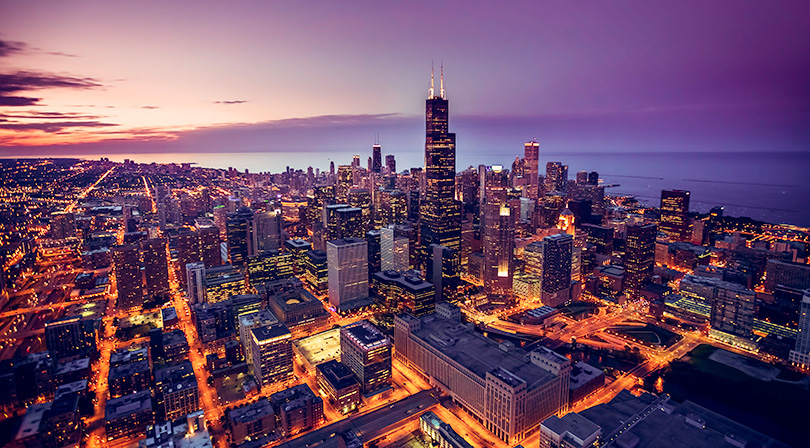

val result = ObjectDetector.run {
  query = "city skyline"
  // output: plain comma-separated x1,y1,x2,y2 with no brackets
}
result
1,1,809,156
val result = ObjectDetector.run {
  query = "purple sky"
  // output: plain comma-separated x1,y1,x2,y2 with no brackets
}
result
0,0,808,158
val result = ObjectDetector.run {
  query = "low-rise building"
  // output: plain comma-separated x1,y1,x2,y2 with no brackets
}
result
270,384,324,437
263,277,329,334
539,412,601,448
105,390,154,441
316,360,361,414
228,398,275,444
108,359,150,398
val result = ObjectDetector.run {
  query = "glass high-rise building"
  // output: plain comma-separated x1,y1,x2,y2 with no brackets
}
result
659,189,690,241
624,223,657,298
420,67,461,278
112,244,143,310
542,233,573,307
524,141,540,199
372,144,382,174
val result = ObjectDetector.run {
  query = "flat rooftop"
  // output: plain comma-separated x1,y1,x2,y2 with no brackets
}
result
316,359,359,391
105,390,153,421
412,314,555,390
343,320,390,351
294,328,341,366
252,323,291,343
109,359,150,381
570,362,604,391
327,237,366,247
228,398,274,424
542,412,601,441
15,402,50,441
580,390,789,448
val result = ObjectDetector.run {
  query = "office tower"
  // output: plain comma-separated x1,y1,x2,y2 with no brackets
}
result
270,384,324,437
283,238,311,274
624,223,657,298
336,165,353,202
385,154,396,174
587,171,599,185
250,323,293,389
524,141,540,199
524,241,544,275
395,314,571,445
44,316,97,361
239,310,278,365
421,66,461,276
348,188,372,232
50,211,75,240
377,189,407,227
327,238,369,310
659,189,691,241
709,281,756,343
428,244,460,304
381,225,409,272
542,234,573,307
335,207,364,239
330,161,335,175
177,227,200,284
482,165,515,303
247,251,294,285
544,162,568,193
789,291,810,367
304,249,329,292
340,320,392,395
371,270,435,316
227,207,256,267
581,224,614,255
185,262,206,304
764,259,810,293
372,144,382,174
575,171,588,184
204,264,245,303
366,230,381,275
196,219,222,268
352,154,360,169
155,366,200,421
141,238,170,299
112,244,143,310
323,204,349,241
307,183,335,229
255,209,282,253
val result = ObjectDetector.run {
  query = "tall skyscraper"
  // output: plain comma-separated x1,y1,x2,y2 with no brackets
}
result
524,141,540,200
624,223,657,298
385,154,396,174
542,233,573,307
482,166,515,302
185,262,206,304
327,238,369,310
381,225,409,272
659,189,690,241
544,162,568,193
254,209,282,253
420,66,461,276
196,220,222,268
113,244,143,310
336,165,353,202
372,144,382,174
227,208,256,267
141,238,170,299
177,227,200,285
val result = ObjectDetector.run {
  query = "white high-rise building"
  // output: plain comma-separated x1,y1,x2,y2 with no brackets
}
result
327,237,368,310
185,262,206,304
789,290,810,368
381,226,409,272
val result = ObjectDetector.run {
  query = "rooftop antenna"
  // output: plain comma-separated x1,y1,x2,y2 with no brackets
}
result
429,61,435,98
440,63,445,99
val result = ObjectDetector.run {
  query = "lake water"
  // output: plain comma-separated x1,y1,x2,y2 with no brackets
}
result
35,150,810,226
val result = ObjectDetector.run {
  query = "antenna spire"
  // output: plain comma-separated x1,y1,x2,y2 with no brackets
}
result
440,63,445,99
429,61,435,99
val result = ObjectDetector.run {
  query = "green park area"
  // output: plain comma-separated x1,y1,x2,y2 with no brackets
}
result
663,344,809,447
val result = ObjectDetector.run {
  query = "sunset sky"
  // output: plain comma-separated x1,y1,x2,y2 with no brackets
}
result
1,0,808,156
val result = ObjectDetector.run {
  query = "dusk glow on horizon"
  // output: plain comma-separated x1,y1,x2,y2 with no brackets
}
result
1,0,808,155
